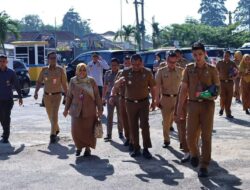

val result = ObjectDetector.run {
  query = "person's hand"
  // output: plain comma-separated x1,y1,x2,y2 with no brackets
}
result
63,110,68,117
176,109,185,122
97,110,103,118
109,96,115,106
19,98,23,106
150,101,157,111
34,92,38,100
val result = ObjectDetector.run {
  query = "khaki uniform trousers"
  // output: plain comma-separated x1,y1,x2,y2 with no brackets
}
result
187,100,215,169
44,94,62,135
234,77,241,100
160,96,176,143
220,81,234,115
119,97,130,141
176,99,189,153
241,79,250,110
126,99,152,150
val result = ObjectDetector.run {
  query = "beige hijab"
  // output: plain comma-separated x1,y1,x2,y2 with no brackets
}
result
75,63,95,100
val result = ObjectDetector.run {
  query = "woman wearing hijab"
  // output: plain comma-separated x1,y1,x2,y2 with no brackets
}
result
63,63,103,156
239,54,250,115
233,51,243,103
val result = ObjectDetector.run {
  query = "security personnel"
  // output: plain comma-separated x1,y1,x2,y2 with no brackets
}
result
216,51,238,118
177,42,220,178
34,52,68,143
175,49,189,68
155,51,183,148
110,55,132,148
0,54,23,143
102,58,123,141
115,54,156,159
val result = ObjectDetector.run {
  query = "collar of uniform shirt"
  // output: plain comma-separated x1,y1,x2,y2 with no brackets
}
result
49,64,57,70
194,62,208,68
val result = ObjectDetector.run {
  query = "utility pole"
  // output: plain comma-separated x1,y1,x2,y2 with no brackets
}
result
249,5,250,33
120,0,123,42
134,0,141,50
141,0,145,50
228,11,232,25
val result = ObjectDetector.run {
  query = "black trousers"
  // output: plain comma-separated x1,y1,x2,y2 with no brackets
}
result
0,100,14,140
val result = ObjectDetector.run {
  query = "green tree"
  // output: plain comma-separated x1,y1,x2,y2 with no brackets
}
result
198,0,228,27
152,22,161,48
61,8,91,38
114,25,136,42
20,14,43,31
234,0,250,29
0,11,19,54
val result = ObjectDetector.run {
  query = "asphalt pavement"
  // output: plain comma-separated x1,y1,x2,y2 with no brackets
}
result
0,88,249,190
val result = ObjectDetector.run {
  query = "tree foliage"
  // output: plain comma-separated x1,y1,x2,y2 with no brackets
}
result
0,11,19,54
234,0,250,28
198,0,228,27
20,14,44,31
61,8,91,38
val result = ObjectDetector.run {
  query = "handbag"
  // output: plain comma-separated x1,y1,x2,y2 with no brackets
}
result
94,117,103,138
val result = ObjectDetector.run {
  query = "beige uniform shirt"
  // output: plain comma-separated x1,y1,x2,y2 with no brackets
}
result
182,63,220,101
216,60,237,80
37,65,67,93
156,66,183,95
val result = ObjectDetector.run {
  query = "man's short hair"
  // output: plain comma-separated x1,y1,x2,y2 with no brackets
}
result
111,58,119,64
92,52,99,57
224,50,231,56
192,42,205,52
0,54,7,59
124,55,130,60
47,51,57,59
174,49,182,54
166,51,177,59
131,54,142,62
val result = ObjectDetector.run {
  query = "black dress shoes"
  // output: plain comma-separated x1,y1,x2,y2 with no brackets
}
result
104,134,112,142
75,149,82,156
130,149,141,157
181,153,190,163
142,149,152,159
198,168,208,178
162,141,170,148
84,148,91,156
50,135,57,144
219,109,223,116
123,139,130,146
119,132,124,139
190,157,199,167
246,109,250,115
226,114,234,119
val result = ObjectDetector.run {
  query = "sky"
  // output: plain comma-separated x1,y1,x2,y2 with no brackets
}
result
0,0,240,34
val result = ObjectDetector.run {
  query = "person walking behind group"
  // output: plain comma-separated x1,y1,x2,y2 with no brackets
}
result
155,51,183,148
0,54,23,143
175,49,189,68
177,42,220,178
109,55,132,148
239,54,250,115
63,63,102,156
233,51,243,103
87,52,110,97
34,52,68,143
216,51,238,118
115,54,156,159
102,58,123,141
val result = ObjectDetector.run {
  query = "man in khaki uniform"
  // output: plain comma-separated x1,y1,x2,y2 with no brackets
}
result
110,55,132,148
155,52,183,148
177,42,220,178
216,51,238,118
175,49,189,68
115,54,156,159
34,52,68,143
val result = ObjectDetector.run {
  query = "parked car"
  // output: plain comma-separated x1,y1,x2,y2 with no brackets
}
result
235,48,250,55
66,50,136,80
13,60,31,96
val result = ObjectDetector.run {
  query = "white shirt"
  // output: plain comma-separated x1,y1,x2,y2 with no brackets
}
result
87,59,110,86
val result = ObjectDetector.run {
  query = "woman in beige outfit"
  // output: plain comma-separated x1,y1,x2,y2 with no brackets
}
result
239,54,250,115
63,63,102,156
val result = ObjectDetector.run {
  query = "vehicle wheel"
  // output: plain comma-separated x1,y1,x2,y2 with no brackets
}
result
21,80,30,96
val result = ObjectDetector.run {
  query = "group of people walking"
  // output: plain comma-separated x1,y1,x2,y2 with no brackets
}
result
1,41,250,179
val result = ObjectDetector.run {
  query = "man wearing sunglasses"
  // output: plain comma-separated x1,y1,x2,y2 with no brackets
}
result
34,52,68,143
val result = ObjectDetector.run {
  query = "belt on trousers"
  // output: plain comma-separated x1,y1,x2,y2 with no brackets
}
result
188,99,213,103
220,79,233,83
163,94,177,97
125,97,148,103
45,92,62,96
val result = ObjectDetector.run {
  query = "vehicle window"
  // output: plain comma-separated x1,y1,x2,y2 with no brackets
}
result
14,61,26,70
145,53,155,67
207,50,224,58
182,51,193,62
